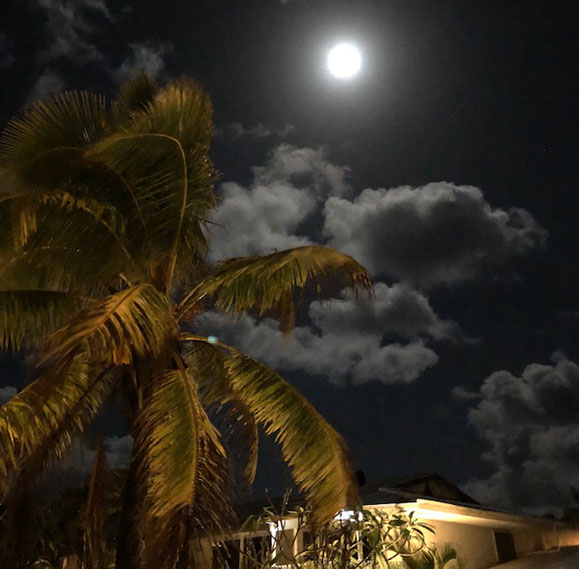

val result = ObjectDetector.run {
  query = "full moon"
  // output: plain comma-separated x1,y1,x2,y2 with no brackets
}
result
327,43,362,79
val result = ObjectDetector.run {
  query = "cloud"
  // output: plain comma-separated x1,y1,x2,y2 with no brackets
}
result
216,123,295,140
103,435,133,469
209,144,350,260
34,0,112,64
463,352,579,513
0,386,17,405
451,385,480,401
114,42,173,82
194,284,443,385
252,144,350,197
309,282,460,341
206,145,546,387
324,183,547,286
211,148,545,289
0,33,15,68
27,68,66,101
69,434,133,475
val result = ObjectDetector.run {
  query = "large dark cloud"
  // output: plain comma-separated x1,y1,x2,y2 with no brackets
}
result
461,353,579,513
324,183,547,286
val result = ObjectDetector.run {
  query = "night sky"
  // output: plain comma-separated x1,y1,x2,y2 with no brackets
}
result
1,0,578,514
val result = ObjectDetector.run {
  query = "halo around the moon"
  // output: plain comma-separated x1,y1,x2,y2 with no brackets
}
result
327,43,362,79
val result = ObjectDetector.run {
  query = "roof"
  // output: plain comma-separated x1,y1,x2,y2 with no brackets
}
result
235,472,556,528
377,472,480,505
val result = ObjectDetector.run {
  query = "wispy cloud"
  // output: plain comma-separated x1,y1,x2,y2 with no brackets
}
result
27,0,174,100
114,42,173,83
34,0,113,64
216,122,295,140
27,68,66,101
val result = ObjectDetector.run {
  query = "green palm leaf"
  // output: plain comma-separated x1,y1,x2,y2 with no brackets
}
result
185,341,259,487
87,79,217,292
112,73,158,126
41,284,177,366
184,335,357,524
0,357,114,495
134,366,230,569
225,350,356,524
0,91,109,191
0,290,87,351
177,246,372,331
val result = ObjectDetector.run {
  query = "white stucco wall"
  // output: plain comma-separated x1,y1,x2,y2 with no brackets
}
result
424,518,498,569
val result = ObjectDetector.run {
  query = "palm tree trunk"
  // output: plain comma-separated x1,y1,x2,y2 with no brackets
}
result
115,452,142,569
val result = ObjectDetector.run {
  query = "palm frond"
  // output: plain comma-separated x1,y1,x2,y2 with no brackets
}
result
112,73,158,125
182,335,357,524
0,91,109,191
177,246,372,331
134,366,231,569
184,341,259,487
0,290,88,351
0,357,114,495
41,284,177,366
8,191,144,291
225,349,356,524
83,439,109,569
87,79,217,291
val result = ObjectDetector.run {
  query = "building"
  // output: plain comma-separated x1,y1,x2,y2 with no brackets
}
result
193,473,578,569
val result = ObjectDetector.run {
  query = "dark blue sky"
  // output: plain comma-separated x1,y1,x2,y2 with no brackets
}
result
0,0,578,513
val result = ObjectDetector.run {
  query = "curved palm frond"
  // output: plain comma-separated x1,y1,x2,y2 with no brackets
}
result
177,246,372,331
41,284,177,366
87,79,217,291
225,350,357,524
185,341,259,487
134,366,231,569
0,357,114,495
0,91,109,191
0,290,88,351
183,335,357,524
14,192,145,291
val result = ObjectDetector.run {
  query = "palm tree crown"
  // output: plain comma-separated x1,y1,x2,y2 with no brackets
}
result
0,75,371,569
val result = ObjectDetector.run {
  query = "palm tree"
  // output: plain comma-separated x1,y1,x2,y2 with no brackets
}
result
0,75,371,569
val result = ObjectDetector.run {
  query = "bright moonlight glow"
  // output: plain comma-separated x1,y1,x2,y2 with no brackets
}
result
327,43,362,79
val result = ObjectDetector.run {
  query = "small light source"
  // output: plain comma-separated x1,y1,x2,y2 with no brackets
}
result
327,43,362,79
207,335,218,344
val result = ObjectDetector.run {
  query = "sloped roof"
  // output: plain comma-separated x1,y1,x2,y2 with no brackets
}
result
359,472,480,506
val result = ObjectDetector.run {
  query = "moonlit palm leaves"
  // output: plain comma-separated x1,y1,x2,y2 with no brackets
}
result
0,75,371,568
